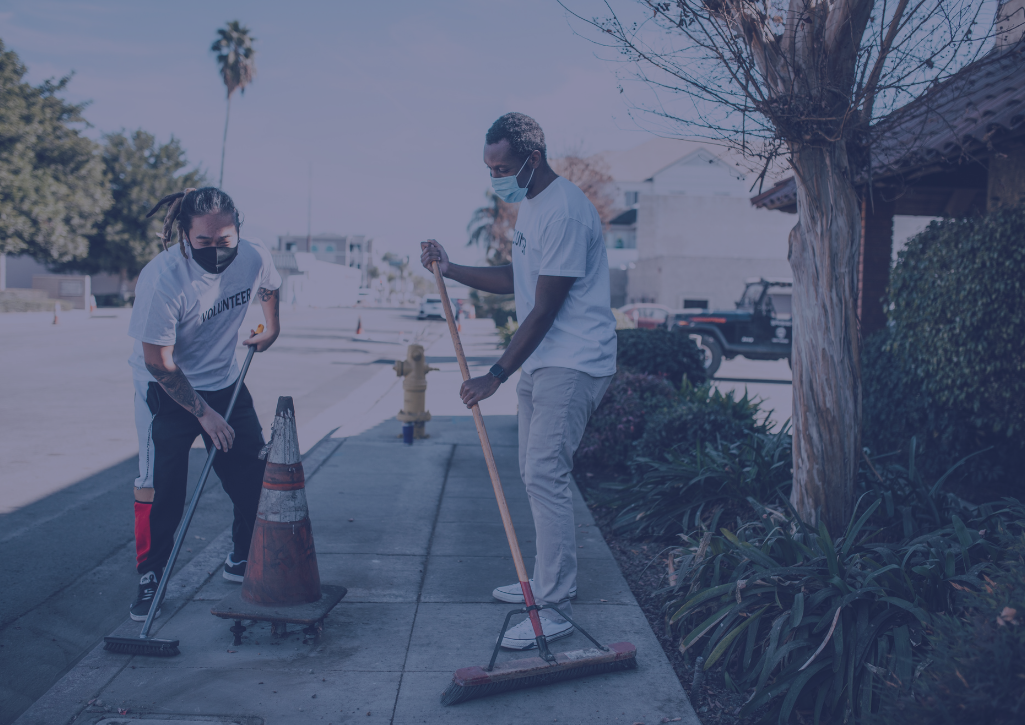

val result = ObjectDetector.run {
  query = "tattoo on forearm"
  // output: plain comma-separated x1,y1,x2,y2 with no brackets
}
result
258,287,279,319
145,363,206,417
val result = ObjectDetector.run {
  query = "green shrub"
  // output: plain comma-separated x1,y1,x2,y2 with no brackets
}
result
664,494,1019,724
876,533,1025,725
609,427,793,537
863,207,1025,493
472,290,516,327
496,319,518,349
633,381,766,464
574,371,678,476
616,328,706,387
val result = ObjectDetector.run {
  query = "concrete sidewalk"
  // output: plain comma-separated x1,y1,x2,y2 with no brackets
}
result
16,325,699,725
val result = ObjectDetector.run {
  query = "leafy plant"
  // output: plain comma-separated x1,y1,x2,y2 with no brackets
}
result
875,530,1025,725
471,289,516,328
610,428,793,538
634,381,767,464
496,319,518,349
664,493,1015,724
0,41,110,263
53,130,206,282
616,328,706,387
574,371,678,476
863,207,1025,493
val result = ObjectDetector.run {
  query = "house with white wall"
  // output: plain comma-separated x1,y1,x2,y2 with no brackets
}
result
598,138,795,311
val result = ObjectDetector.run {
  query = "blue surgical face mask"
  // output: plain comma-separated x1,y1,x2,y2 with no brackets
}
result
491,155,534,203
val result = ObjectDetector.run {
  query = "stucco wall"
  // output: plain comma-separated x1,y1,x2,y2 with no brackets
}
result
624,153,795,308
628,255,792,311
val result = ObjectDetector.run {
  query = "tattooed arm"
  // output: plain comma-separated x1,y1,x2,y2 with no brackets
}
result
142,342,235,452
243,287,280,352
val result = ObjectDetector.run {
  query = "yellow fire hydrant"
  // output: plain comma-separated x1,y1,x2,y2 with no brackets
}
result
393,344,438,439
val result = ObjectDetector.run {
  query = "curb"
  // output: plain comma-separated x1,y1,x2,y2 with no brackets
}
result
12,433,345,725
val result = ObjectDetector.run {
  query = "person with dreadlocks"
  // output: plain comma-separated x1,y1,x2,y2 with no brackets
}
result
126,187,281,622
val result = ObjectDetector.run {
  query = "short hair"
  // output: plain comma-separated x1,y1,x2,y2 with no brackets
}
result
485,113,547,161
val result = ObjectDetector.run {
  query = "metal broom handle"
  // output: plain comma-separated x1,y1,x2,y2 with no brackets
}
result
140,324,263,639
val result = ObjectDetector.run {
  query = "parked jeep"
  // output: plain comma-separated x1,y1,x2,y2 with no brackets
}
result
672,278,792,376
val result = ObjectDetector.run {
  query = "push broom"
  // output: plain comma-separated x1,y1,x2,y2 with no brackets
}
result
429,261,637,705
104,325,264,657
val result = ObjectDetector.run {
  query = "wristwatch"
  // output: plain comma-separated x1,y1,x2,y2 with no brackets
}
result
489,363,509,384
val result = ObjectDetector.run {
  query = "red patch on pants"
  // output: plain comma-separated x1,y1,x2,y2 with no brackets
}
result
135,501,152,568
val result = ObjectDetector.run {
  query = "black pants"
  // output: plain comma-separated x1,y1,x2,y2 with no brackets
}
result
135,380,266,576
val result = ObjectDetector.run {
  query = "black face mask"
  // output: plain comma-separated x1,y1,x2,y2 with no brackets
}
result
189,243,238,274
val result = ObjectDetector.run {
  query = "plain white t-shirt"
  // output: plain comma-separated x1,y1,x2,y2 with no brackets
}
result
511,176,617,377
128,239,282,391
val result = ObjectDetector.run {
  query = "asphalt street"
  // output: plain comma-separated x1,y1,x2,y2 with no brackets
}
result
0,304,447,725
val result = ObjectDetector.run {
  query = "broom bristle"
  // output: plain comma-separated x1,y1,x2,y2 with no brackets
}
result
442,657,637,705
441,641,638,705
103,636,180,657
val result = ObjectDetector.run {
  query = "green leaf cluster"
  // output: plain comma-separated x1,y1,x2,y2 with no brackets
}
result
609,425,793,538
863,207,1025,488
634,380,769,464
665,492,1022,724
875,529,1025,725
0,40,110,262
616,328,706,387
575,370,679,476
56,130,206,279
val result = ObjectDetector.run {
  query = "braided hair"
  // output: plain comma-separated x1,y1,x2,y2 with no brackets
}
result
146,187,243,259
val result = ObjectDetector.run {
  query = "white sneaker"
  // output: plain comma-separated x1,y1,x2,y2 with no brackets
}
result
500,616,574,650
492,579,577,603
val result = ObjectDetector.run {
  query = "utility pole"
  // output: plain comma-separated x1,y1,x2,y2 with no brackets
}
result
305,162,312,253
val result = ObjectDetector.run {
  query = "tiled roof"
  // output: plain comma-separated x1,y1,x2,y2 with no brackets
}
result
752,46,1025,210
872,45,1025,175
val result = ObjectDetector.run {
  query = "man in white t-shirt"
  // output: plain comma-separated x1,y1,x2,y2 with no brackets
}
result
126,187,281,622
420,113,617,651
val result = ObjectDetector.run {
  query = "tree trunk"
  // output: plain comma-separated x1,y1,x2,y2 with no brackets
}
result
787,143,862,535
219,94,232,189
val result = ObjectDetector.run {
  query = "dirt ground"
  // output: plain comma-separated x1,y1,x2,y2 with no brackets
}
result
588,502,764,725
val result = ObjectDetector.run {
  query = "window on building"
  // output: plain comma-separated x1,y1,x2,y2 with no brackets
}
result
682,299,708,309
624,191,639,206
311,245,319,252
607,231,636,250
325,245,335,252
285,242,297,252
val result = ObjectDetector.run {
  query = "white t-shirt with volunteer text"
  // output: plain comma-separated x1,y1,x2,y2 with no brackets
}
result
511,176,617,377
128,239,282,391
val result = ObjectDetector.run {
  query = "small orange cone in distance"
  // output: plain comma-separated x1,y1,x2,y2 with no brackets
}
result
356,316,362,335
241,396,322,606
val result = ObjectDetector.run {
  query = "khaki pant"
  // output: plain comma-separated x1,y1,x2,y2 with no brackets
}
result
517,366,612,621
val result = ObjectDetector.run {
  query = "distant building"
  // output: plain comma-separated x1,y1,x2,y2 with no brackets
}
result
597,138,795,311
276,234,372,285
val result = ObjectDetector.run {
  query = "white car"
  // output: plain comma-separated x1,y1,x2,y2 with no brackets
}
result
418,294,444,319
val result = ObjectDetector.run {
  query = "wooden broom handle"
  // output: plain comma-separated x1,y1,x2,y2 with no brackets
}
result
430,261,530,584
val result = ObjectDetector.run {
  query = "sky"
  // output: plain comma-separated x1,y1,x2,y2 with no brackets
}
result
0,0,660,268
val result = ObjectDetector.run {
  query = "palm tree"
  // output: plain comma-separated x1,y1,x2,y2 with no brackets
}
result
467,190,518,265
211,21,256,188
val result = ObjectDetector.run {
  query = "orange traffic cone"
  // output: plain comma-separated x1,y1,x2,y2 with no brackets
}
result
211,396,346,645
242,396,321,605
355,316,362,335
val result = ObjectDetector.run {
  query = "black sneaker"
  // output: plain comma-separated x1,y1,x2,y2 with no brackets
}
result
130,571,161,622
223,553,246,582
